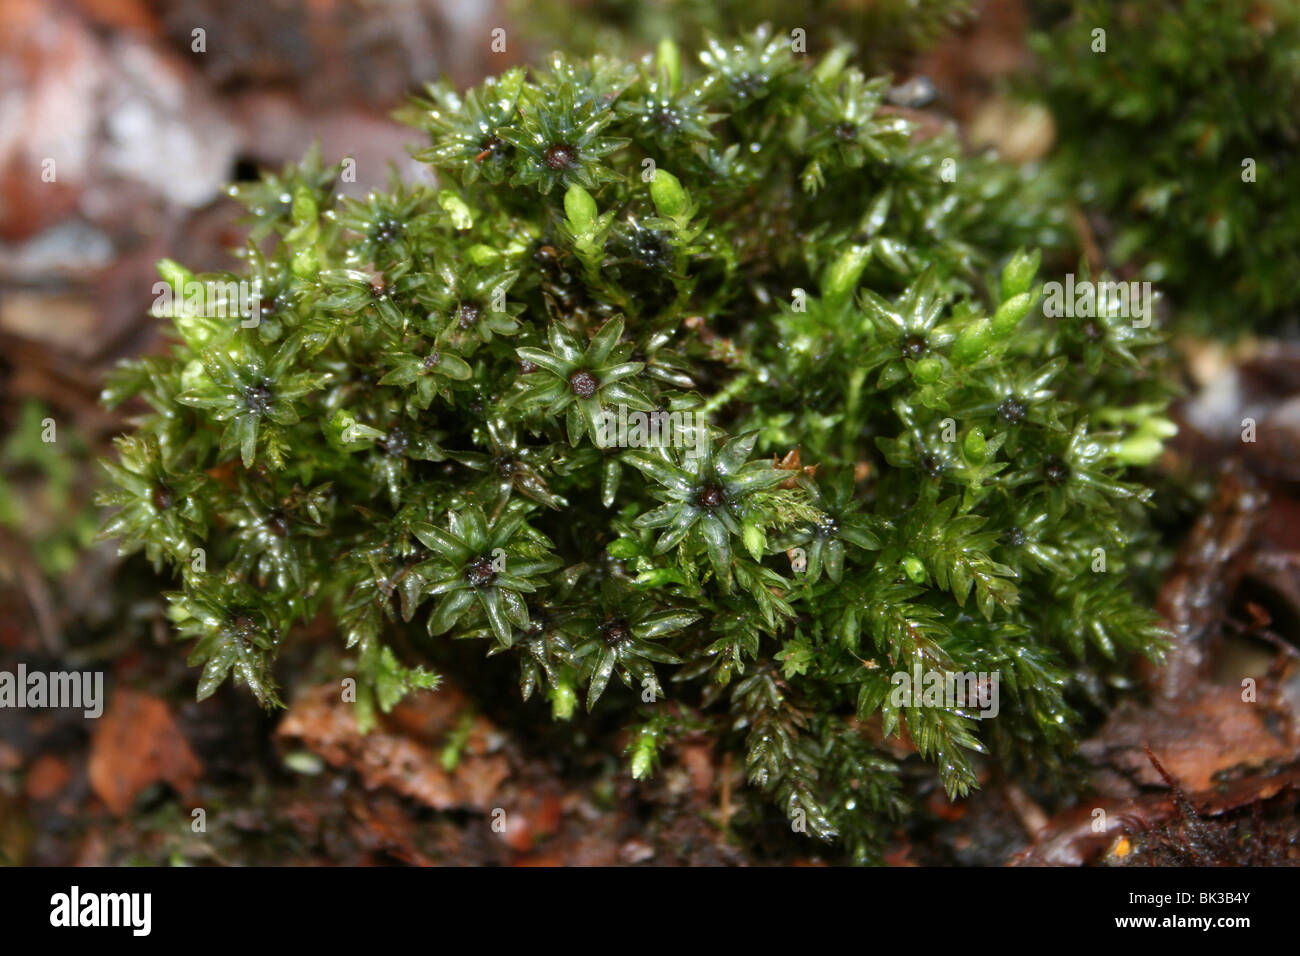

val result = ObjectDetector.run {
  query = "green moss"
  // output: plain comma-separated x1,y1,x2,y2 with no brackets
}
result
100,29,1172,862
514,0,975,68
1,400,98,578
1030,0,1300,335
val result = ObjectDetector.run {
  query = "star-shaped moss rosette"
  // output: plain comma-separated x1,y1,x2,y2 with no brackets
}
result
226,144,340,244
773,474,883,585
409,68,526,185
569,590,698,709
167,579,285,709
412,501,562,646
857,266,956,388
224,477,331,591
231,245,313,347
1003,419,1149,523
335,182,441,276
552,393,703,510
176,340,324,469
876,405,1009,512
799,70,901,191
377,340,473,413
512,316,654,446
497,72,631,195
96,434,209,571
362,427,441,510
421,261,525,352
624,430,791,591
446,418,568,510
951,355,1068,443
617,47,722,151
1051,266,1164,375
697,26,800,111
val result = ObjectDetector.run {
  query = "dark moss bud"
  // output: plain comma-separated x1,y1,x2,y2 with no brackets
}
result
544,143,578,170
467,556,499,588
569,370,599,398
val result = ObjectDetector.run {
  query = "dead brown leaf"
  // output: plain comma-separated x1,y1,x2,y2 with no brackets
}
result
88,688,202,815
1084,687,1298,795
276,683,509,813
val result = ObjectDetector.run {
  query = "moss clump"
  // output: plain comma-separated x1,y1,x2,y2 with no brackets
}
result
100,28,1172,862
